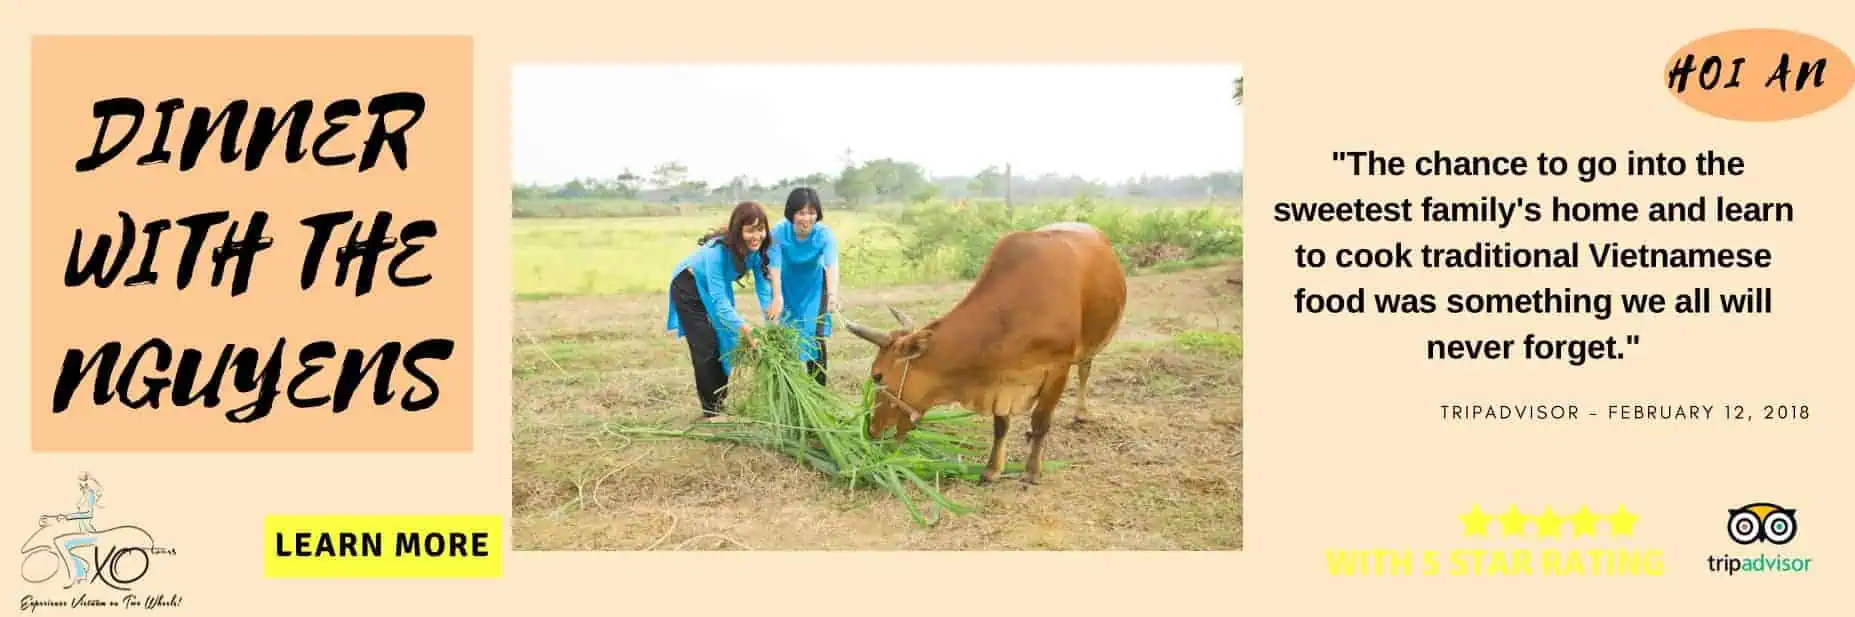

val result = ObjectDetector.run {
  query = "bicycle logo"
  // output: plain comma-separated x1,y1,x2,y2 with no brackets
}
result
17,473,174,592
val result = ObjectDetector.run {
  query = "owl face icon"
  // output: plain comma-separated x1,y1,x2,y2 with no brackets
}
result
1727,502,1796,545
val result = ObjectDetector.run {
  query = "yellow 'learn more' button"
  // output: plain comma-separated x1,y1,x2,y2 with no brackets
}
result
264,515,503,579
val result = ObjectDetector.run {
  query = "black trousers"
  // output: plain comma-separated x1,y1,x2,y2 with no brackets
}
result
671,269,728,415
806,284,830,386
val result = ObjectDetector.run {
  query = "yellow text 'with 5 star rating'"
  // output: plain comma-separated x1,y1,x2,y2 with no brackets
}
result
1324,505,1664,577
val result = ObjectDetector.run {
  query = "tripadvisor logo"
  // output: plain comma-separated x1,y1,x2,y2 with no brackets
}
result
1705,502,1812,577
17,472,184,613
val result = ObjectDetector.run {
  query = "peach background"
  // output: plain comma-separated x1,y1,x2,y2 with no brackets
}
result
26,35,474,451
2,1,1850,616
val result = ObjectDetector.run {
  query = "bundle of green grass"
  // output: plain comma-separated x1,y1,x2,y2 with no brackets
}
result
614,323,1065,526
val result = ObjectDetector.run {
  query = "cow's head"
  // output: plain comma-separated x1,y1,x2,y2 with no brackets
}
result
843,306,934,441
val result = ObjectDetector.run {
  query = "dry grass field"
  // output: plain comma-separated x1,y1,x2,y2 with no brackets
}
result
512,263,1243,550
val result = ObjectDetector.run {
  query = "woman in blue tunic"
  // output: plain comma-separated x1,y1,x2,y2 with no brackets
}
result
665,201,783,419
770,187,841,386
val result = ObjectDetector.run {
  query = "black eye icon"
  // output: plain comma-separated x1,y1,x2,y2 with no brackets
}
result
1728,509,1760,544
1763,510,1796,544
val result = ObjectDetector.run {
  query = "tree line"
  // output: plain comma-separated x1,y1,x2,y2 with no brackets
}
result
513,157,1243,206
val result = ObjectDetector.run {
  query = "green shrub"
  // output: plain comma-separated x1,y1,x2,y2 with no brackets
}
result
876,196,1242,280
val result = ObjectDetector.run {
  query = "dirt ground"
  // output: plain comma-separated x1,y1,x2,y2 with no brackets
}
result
511,265,1242,550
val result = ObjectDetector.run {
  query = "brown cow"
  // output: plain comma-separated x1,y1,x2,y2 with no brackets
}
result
840,221,1127,485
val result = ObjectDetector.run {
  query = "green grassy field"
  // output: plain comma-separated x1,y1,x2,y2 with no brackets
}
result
511,199,1244,550
513,211,904,298
514,198,1243,298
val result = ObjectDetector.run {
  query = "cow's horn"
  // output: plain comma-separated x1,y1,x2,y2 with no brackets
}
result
841,316,891,347
887,305,915,329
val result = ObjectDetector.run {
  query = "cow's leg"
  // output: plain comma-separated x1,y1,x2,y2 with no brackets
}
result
981,414,1012,485
1024,369,1070,485
1071,358,1095,425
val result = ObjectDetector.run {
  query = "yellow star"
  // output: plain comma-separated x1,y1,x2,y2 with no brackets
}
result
1534,506,1565,538
1608,506,1639,537
1498,505,1531,536
1569,506,1601,537
1460,505,1493,537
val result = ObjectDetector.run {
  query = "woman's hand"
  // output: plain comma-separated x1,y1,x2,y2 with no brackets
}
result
767,298,784,322
740,324,757,348
827,293,843,314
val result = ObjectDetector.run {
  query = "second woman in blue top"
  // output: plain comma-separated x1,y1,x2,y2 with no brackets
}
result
769,187,841,386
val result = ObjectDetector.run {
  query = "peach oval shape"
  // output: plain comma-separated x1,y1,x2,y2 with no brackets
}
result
1664,28,1853,122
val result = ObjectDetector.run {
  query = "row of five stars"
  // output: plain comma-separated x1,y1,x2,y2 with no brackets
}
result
1461,505,1639,538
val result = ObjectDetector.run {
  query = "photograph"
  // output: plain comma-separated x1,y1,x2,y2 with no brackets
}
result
510,63,1244,550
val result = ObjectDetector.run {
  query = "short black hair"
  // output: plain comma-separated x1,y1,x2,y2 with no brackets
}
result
783,187,823,222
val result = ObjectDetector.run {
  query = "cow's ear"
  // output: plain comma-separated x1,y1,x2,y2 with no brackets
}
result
897,330,932,360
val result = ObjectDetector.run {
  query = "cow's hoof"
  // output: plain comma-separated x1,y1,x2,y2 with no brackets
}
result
978,474,997,486
1021,475,1040,486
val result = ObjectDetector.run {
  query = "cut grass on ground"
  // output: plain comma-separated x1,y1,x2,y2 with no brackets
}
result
513,266,1242,550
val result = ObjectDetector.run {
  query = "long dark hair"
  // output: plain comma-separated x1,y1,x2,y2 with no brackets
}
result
783,187,823,222
695,201,772,283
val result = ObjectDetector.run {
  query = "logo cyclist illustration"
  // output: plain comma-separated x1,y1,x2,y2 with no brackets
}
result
20,472,159,590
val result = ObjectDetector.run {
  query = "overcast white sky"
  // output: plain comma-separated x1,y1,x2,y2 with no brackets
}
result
511,64,1243,186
